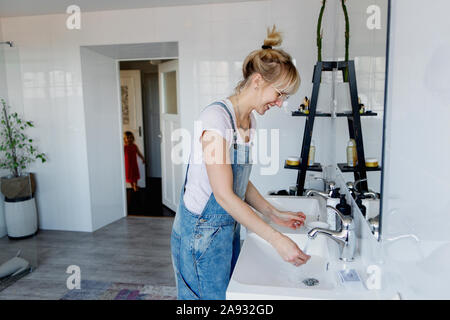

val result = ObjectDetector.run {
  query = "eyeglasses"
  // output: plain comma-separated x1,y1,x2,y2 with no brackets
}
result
271,85,290,101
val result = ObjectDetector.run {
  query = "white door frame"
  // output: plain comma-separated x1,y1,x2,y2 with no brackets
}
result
159,60,181,212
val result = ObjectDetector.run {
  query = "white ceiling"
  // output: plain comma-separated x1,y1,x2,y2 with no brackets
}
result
0,0,263,18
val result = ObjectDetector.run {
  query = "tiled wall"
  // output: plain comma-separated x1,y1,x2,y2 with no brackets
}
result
0,24,7,99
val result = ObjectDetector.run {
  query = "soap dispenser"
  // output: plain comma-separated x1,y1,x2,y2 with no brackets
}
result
336,195,352,230
326,186,340,231
356,195,367,218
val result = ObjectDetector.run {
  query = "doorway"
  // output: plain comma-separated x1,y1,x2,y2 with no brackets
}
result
119,59,178,217
80,42,180,230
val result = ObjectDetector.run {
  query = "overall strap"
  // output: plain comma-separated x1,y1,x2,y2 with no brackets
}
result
207,101,237,144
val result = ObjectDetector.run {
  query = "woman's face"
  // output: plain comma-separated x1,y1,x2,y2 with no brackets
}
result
253,82,288,116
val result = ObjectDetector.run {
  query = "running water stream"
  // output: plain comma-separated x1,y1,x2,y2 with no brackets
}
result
302,238,311,255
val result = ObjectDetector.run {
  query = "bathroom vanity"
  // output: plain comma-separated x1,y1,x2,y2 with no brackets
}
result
227,196,394,300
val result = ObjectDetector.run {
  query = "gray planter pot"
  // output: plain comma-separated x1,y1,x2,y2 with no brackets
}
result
1,173,36,200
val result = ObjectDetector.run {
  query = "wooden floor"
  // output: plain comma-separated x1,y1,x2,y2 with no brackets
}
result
0,216,175,300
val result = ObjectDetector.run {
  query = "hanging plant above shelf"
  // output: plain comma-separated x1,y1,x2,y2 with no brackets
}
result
341,0,350,82
317,0,327,62
316,0,350,81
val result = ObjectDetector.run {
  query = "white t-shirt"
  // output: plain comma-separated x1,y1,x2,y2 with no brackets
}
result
183,98,257,215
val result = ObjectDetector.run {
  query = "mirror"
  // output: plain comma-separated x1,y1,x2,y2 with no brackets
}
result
330,0,390,240
292,0,390,241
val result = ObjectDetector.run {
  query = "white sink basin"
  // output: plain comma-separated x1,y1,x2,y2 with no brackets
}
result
264,196,324,221
232,232,336,291
227,196,395,300
227,195,347,299
249,196,327,234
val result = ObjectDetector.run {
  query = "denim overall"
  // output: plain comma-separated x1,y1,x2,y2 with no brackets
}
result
171,101,252,300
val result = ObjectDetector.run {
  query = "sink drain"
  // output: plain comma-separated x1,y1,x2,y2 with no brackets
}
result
302,278,319,287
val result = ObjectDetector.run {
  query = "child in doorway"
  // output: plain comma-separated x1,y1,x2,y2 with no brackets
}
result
124,131,146,192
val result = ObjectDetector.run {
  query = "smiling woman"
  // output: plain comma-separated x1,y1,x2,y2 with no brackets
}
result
170,25,309,301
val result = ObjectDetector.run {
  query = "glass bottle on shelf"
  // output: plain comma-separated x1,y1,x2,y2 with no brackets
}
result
346,139,357,167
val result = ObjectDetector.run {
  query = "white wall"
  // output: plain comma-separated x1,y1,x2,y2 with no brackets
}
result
0,0,338,231
0,14,93,232
379,0,450,299
80,47,125,231
0,21,8,237
0,24,7,99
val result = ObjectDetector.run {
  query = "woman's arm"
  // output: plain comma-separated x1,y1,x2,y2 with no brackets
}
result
201,130,309,266
244,180,278,216
245,181,306,229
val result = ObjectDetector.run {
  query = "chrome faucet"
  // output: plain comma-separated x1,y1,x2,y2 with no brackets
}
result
313,176,327,192
368,215,380,240
305,189,330,199
353,178,367,192
362,191,378,199
349,179,379,199
305,180,336,199
307,205,356,262
346,181,355,191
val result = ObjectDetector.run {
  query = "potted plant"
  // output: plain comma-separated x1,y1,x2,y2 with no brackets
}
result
0,98,47,239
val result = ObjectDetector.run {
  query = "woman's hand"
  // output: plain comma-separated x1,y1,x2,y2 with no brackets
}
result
270,233,310,266
269,210,306,230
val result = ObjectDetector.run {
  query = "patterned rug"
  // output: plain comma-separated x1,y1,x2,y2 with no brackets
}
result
60,280,177,300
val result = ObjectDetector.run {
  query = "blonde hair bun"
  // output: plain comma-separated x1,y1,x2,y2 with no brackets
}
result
263,25,283,49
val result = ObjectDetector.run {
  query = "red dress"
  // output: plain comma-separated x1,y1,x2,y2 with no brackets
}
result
124,144,140,183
